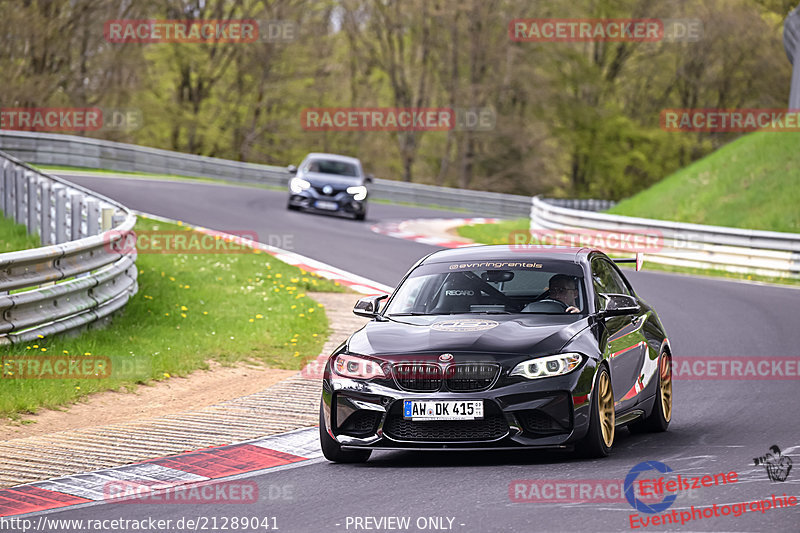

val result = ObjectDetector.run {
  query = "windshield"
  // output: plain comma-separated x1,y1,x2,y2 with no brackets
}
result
385,260,587,315
305,159,359,177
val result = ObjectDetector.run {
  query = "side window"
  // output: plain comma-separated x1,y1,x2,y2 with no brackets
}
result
591,258,630,308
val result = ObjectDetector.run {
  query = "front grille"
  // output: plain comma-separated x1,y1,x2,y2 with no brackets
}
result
384,417,509,441
339,410,381,436
445,363,499,391
394,364,442,392
383,401,509,442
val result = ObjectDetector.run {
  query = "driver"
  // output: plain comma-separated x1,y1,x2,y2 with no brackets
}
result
548,274,580,314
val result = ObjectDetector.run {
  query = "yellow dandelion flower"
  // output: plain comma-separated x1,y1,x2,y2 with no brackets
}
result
163,373,171,378
41,348,47,352
256,314,263,319
203,311,208,315
84,352,91,356
249,318,255,323
275,273,283,278
165,313,170,316
181,306,188,311
181,313,187,318
33,345,38,349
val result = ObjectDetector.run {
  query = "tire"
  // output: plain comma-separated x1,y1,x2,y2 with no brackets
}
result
577,365,614,458
287,202,300,211
628,353,672,434
354,210,366,221
319,401,372,463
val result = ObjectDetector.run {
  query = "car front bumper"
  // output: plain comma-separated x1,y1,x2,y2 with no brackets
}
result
288,189,366,215
321,360,598,450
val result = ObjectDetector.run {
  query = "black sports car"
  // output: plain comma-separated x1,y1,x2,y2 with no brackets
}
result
320,246,672,462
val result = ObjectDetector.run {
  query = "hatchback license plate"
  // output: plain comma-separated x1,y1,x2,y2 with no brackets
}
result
403,400,483,421
315,200,338,210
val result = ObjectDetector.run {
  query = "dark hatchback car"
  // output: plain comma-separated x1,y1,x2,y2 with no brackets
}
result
320,246,672,462
286,153,372,220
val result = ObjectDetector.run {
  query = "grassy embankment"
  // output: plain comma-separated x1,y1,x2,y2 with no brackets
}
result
0,214,344,417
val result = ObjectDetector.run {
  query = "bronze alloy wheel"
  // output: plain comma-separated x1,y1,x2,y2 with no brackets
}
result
660,355,672,423
598,371,615,448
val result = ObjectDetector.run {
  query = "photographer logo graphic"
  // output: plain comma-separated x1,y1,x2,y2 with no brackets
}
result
754,445,792,482
624,461,677,514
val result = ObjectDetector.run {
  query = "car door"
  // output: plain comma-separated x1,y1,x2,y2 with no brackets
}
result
591,257,648,411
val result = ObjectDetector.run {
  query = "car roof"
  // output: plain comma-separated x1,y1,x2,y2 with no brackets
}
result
304,153,362,165
420,245,598,265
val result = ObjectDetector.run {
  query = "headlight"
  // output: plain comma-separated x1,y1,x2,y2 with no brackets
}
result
346,185,368,201
290,177,311,193
332,354,386,379
510,353,583,379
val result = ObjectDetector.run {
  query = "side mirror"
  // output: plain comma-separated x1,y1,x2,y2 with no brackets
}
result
353,294,389,318
364,174,374,184
287,165,297,174
598,293,640,318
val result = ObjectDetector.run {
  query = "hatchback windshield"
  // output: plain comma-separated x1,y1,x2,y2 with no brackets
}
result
306,159,359,177
385,260,587,315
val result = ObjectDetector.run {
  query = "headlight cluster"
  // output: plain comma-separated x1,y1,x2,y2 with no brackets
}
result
290,177,311,193
332,354,386,379
510,353,583,379
346,185,368,201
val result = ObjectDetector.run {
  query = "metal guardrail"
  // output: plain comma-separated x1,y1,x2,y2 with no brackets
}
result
0,151,138,345
531,196,800,279
0,131,531,218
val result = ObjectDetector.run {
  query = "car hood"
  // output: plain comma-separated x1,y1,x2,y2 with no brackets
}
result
300,171,363,187
347,314,590,357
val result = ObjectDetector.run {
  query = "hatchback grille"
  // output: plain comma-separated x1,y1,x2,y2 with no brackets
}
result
445,363,499,391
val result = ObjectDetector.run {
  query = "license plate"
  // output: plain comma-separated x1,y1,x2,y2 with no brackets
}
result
403,400,483,421
315,200,338,211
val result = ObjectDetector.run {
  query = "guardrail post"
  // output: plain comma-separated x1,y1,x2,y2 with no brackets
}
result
26,173,38,236
54,186,68,244
40,181,52,245
0,161,5,216
101,206,114,231
86,198,99,236
15,167,25,224
71,193,83,240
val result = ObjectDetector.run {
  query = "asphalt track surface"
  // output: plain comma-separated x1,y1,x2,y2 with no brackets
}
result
28,174,800,532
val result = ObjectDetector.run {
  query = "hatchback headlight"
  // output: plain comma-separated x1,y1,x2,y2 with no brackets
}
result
510,353,583,379
290,177,311,193
346,185,368,201
332,354,386,379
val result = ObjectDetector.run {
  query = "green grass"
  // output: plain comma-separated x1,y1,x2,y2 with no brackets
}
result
456,218,529,244
456,218,800,286
0,213,41,253
0,217,345,417
607,131,800,233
